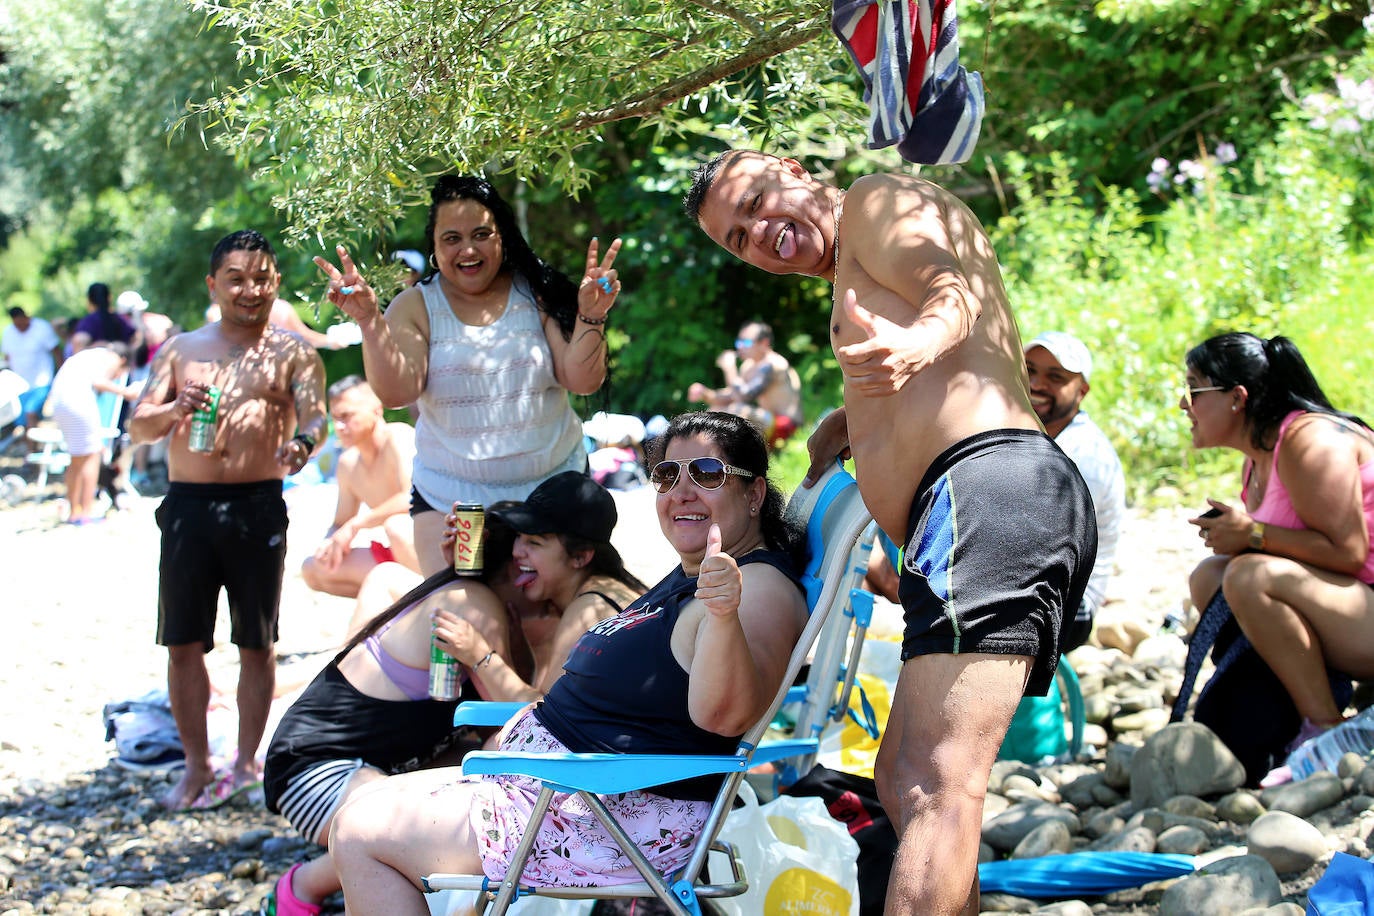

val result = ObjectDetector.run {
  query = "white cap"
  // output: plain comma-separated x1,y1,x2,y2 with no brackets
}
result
1024,331,1092,381
393,250,426,274
115,290,149,315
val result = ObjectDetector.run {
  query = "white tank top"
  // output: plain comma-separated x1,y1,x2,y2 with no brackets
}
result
410,274,585,510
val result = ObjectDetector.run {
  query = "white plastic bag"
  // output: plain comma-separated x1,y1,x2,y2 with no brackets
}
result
710,783,860,916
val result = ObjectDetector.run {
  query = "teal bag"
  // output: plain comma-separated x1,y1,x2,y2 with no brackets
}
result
997,659,1084,764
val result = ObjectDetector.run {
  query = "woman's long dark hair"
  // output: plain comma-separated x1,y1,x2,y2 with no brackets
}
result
648,411,806,572
421,175,581,340
340,510,522,657
1187,332,1369,451
558,534,648,593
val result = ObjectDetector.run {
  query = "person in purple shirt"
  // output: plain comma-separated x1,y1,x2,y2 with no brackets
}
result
71,283,135,352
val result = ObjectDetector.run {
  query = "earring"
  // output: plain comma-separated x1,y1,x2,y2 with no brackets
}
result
428,253,438,270
1231,406,1238,413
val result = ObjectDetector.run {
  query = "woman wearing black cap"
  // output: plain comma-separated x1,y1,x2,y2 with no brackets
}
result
259,473,644,916
434,471,647,704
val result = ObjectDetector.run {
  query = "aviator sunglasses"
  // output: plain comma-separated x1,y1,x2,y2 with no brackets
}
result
650,457,754,493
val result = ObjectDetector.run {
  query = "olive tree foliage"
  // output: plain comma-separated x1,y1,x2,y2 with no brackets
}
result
959,0,1369,209
0,0,246,216
190,0,870,242
0,0,287,323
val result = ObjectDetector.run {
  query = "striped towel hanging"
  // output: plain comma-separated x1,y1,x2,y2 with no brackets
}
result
832,0,985,165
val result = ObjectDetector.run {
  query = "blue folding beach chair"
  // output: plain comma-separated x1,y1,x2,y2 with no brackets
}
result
421,461,878,916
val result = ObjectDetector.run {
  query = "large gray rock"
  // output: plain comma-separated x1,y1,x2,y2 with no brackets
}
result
1163,794,1217,819
1089,825,1157,853
1246,811,1329,874
1356,760,1374,797
1157,824,1211,856
1217,791,1267,825
1130,722,1247,808
1157,854,1282,916
1104,742,1138,789
983,802,1081,852
1265,771,1345,819
1083,810,1126,840
1011,819,1073,859
1061,772,1106,809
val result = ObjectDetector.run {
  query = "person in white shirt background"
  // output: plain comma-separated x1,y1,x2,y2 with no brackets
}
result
2,305,64,430
1024,330,1128,651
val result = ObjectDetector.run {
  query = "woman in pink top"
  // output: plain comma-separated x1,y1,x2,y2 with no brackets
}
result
1184,332,1374,744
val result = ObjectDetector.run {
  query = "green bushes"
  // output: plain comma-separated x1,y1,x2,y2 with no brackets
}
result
990,46,1374,505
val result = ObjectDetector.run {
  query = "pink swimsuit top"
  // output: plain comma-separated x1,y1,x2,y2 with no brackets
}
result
1242,410,1374,584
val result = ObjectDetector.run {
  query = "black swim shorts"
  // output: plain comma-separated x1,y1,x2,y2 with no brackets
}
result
155,479,288,651
897,428,1097,696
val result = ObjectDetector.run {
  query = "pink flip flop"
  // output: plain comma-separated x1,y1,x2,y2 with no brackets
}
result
178,769,239,811
260,863,322,916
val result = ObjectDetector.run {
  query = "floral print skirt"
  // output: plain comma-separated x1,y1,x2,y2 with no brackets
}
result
458,708,710,887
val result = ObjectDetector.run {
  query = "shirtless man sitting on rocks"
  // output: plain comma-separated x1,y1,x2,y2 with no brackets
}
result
687,320,803,448
130,229,326,812
687,150,1096,914
300,375,419,598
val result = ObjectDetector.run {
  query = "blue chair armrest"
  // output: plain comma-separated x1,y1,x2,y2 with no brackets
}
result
453,701,526,728
750,739,820,768
461,751,749,794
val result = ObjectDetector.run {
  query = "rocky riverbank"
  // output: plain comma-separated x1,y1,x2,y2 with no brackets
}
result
0,485,1366,915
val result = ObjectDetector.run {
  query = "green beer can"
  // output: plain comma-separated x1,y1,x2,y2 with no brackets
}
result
188,385,221,453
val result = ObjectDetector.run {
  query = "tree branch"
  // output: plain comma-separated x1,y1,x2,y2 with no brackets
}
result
555,20,827,130
682,0,767,36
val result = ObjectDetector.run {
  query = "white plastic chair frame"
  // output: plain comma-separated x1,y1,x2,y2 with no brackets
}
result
421,461,877,916
23,376,126,495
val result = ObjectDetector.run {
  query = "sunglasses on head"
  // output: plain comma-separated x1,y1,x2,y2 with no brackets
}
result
650,457,754,493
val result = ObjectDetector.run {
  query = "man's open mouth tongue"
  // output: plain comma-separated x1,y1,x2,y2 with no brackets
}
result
514,570,536,588
776,225,797,259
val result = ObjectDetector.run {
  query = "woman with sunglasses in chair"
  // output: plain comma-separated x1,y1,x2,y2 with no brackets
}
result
331,411,808,914
261,473,645,916
1180,332,1374,784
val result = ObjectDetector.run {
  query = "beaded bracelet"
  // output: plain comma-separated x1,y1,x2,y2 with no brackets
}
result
577,313,608,325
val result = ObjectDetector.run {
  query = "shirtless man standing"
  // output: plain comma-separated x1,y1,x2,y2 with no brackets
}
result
300,375,419,598
687,320,803,447
688,150,1096,914
130,230,327,811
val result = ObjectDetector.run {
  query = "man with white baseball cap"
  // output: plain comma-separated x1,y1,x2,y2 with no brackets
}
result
1024,330,1126,650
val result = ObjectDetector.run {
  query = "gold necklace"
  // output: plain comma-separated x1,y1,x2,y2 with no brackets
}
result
831,191,845,308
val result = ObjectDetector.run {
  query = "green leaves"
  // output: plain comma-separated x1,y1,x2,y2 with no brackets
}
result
186,0,836,239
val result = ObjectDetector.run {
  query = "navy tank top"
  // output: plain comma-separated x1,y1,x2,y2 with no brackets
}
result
533,549,800,798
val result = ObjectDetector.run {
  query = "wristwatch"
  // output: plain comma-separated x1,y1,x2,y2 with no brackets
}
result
1248,521,1267,551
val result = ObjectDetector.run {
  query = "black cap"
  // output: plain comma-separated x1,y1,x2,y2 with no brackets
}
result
490,471,617,544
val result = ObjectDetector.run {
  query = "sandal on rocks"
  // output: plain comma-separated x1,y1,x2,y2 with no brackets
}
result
261,863,321,916
175,769,237,812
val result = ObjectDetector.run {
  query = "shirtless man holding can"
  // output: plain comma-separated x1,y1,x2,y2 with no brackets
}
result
130,229,327,812
688,150,1096,914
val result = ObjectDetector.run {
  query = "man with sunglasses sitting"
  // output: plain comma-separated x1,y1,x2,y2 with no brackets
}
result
685,150,1097,914
687,320,803,449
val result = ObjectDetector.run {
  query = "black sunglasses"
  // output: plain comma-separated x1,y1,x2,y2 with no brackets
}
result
650,457,754,493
